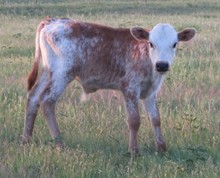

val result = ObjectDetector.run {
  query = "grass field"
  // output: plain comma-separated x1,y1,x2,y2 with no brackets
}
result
0,0,220,177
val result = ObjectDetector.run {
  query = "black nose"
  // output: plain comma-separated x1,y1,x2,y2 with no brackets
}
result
156,62,169,73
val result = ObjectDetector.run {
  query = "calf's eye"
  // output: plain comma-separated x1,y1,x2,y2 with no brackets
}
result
173,42,177,48
149,42,154,48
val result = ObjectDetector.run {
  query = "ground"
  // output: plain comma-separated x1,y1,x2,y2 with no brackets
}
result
0,0,220,177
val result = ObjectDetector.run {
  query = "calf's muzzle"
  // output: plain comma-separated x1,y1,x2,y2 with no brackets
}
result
155,62,169,73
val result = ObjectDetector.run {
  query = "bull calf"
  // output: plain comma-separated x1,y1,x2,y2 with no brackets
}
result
22,17,195,154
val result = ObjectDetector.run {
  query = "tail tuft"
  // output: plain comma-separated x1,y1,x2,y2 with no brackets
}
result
27,62,39,91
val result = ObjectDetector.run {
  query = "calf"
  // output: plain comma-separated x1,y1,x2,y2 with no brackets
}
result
21,17,195,154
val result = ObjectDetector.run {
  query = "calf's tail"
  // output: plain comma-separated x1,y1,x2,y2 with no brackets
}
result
27,17,52,91
27,32,41,91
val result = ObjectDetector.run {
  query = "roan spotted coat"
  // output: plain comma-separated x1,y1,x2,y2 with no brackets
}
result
22,17,195,154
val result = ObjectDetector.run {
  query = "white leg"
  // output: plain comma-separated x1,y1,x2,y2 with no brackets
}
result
143,94,166,152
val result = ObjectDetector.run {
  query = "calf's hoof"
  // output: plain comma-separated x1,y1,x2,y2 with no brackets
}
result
20,135,32,146
156,140,167,152
124,151,140,158
55,141,65,151
54,134,65,151
127,147,140,158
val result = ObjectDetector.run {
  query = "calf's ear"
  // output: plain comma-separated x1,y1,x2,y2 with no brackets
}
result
130,27,149,41
178,28,196,41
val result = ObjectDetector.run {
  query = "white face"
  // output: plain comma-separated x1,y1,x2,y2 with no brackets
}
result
130,24,195,74
149,24,178,73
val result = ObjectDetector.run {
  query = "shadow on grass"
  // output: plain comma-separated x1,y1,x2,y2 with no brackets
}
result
52,135,219,172
165,146,209,172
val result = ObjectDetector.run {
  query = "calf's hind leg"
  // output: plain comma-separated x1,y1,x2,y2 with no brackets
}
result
39,72,74,147
22,71,48,144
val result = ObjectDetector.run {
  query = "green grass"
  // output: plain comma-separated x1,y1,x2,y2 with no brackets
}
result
0,0,220,177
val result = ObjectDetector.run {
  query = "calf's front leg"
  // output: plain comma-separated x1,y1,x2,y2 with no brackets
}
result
123,91,141,155
143,95,166,152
